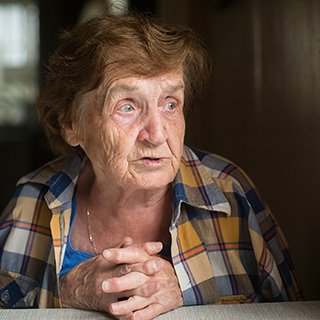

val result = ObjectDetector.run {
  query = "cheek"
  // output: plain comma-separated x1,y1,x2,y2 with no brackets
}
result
179,119,186,139
100,121,138,159
78,116,114,162
78,117,102,151
171,118,185,145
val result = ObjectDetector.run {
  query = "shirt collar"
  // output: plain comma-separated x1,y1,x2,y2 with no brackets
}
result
172,146,231,223
17,146,231,217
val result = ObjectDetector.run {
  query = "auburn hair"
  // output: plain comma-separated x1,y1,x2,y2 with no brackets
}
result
37,12,211,155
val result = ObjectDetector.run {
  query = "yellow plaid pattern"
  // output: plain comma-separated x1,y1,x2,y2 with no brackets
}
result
0,146,302,308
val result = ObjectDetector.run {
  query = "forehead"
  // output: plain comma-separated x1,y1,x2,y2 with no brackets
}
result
107,70,185,98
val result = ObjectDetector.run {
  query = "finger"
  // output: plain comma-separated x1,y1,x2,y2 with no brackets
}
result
103,245,148,264
143,242,163,255
131,303,163,320
102,271,148,293
98,238,134,270
123,258,163,276
109,295,154,317
103,241,163,265
119,237,134,248
130,280,160,297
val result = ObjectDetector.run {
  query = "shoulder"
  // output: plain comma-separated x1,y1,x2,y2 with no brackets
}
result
186,147,236,173
1,151,85,224
17,156,72,187
1,156,68,223
184,146,265,211
184,146,253,188
17,150,85,187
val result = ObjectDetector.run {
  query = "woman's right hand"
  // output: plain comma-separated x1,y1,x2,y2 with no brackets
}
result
58,237,164,312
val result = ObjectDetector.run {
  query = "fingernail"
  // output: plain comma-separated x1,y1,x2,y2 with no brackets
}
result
154,242,163,251
102,280,110,292
155,259,163,269
110,302,118,313
103,250,111,259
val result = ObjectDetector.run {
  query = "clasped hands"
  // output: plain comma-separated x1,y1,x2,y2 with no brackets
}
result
59,237,183,320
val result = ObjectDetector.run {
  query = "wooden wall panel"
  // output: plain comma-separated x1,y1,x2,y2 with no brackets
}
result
159,0,320,300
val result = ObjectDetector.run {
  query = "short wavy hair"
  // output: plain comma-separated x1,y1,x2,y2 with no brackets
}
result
37,12,212,155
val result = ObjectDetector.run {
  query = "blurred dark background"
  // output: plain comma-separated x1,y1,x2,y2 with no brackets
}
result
0,0,319,301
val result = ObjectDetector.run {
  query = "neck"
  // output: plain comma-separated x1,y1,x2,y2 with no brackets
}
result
90,175,171,216
80,162,173,247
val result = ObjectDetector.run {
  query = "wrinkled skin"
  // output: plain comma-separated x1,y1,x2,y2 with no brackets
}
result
59,71,186,319
59,238,183,319
63,71,186,194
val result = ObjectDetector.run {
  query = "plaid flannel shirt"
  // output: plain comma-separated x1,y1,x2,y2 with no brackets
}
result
0,146,303,308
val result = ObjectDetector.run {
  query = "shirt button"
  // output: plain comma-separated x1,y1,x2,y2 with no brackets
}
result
1,290,10,303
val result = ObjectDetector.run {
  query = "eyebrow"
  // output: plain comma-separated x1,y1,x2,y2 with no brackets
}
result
102,81,184,111
109,84,139,94
108,82,185,96
165,83,185,93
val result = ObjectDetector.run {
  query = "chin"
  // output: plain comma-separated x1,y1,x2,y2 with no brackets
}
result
134,172,175,190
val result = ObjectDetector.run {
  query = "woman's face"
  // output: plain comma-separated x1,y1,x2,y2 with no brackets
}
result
75,70,185,191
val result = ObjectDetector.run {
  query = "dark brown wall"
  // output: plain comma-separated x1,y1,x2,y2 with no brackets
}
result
1,0,319,302
160,0,320,300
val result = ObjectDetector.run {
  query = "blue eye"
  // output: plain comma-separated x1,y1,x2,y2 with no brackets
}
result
165,102,175,110
119,104,134,112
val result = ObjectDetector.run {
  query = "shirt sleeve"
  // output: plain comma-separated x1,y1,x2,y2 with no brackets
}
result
232,166,303,301
0,183,58,308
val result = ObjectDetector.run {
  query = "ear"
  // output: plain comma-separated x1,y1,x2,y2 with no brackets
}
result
60,121,80,147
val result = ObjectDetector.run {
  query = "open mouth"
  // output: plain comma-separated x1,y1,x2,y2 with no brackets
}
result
142,157,160,161
140,157,164,165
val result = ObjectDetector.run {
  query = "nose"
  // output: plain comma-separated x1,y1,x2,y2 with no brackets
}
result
138,109,168,146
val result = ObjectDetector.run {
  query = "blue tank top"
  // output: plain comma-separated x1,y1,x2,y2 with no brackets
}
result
59,197,94,277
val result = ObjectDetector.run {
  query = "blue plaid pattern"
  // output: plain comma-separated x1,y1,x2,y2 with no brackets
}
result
0,146,302,308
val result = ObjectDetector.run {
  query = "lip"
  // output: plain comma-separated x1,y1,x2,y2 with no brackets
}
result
140,157,165,165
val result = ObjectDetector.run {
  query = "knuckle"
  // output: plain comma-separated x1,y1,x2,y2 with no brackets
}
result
144,260,155,274
141,281,159,296
133,272,147,287
120,264,132,275
131,246,142,259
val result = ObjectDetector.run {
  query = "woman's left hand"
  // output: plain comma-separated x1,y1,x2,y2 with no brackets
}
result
103,242,183,320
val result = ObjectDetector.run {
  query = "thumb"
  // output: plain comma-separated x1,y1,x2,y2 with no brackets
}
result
117,236,134,248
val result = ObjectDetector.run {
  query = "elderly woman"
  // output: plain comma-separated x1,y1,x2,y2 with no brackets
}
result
0,12,301,319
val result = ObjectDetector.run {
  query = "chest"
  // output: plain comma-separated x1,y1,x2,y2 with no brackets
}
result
70,198,172,255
